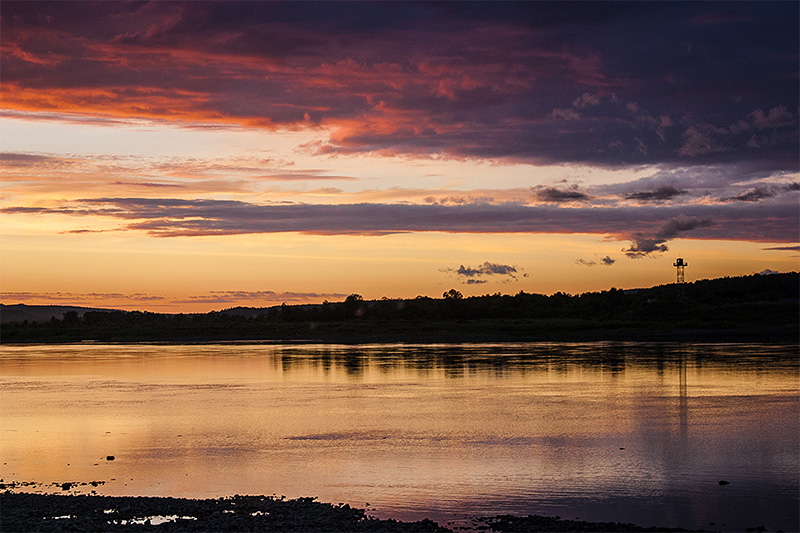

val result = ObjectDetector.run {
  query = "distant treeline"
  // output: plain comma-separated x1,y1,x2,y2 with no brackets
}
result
2,273,798,343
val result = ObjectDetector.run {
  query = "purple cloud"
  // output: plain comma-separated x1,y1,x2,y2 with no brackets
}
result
3,198,798,246
626,186,688,203
1,152,55,166
722,183,798,203
533,185,591,203
724,187,776,203
1,2,796,170
457,262,518,278
442,261,521,284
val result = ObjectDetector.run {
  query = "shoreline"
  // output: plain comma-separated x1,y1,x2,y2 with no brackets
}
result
0,491,705,532
2,322,798,345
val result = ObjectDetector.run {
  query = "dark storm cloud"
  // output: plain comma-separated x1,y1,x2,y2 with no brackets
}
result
1,1,797,169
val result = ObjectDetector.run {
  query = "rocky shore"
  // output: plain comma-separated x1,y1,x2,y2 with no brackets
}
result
1,492,447,532
1,491,706,532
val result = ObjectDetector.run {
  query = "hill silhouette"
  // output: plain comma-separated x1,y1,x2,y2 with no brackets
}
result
0,304,120,325
1,273,797,343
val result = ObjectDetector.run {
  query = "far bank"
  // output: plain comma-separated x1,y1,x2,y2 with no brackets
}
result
2,273,797,344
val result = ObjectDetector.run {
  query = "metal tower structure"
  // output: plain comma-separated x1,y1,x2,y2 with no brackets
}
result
673,258,687,284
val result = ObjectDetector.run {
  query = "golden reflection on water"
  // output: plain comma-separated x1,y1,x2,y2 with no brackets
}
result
1,343,798,531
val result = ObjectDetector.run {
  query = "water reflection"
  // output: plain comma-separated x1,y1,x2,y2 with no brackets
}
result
0,342,797,532
678,349,688,444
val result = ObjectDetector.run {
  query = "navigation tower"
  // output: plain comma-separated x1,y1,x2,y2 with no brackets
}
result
674,258,687,284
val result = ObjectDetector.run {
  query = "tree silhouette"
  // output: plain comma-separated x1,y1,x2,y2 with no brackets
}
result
1,273,796,342
443,289,463,300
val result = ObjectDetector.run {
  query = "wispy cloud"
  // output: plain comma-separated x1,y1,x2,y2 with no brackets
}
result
112,181,185,189
0,291,165,302
255,174,358,182
763,245,800,252
1,290,348,308
173,290,348,305
576,256,616,267
0,150,367,200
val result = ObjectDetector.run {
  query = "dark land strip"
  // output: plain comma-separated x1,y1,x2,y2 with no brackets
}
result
1,273,798,344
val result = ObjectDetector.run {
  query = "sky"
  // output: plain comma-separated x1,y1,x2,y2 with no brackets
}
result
1,1,798,313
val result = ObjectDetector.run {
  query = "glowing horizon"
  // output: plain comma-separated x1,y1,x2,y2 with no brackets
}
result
1,1,797,313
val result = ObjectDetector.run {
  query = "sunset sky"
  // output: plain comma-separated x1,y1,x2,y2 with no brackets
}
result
1,1,798,313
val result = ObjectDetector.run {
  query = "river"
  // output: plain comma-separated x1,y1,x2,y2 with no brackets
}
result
0,342,797,531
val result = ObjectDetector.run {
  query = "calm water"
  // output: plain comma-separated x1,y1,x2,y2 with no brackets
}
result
1,342,797,531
